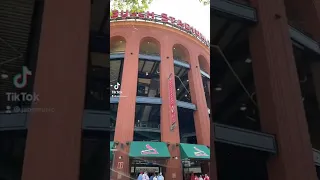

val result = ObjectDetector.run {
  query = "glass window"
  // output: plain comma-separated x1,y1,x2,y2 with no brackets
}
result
133,105,161,141
178,108,196,144
85,51,109,110
174,65,191,103
202,76,211,109
136,60,160,97
173,44,191,103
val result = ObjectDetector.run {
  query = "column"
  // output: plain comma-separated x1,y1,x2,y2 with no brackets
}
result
159,38,183,180
188,52,214,178
249,0,318,180
188,53,210,146
112,34,140,180
21,0,90,179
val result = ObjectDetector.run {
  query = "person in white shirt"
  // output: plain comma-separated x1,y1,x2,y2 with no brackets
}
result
142,172,149,180
153,174,158,180
157,172,164,180
198,175,204,180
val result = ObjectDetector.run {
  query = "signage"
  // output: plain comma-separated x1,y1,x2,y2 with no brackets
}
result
141,144,159,155
194,147,209,157
132,167,160,173
117,162,124,169
168,73,176,131
110,10,210,47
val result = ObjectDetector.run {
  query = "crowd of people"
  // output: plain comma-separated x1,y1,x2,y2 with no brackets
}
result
136,171,210,180
185,173,210,180
137,172,164,180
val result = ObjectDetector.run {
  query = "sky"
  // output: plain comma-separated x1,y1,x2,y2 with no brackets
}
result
148,0,210,40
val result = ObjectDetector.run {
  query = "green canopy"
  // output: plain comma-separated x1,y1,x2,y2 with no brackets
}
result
129,141,171,158
180,143,210,160
110,141,115,160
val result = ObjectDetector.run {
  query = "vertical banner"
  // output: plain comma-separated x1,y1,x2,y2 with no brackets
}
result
168,73,176,131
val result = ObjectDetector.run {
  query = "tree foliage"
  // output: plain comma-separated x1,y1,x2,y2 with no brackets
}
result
111,0,209,12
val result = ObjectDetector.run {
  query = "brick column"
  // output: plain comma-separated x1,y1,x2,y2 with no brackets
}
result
188,53,210,146
21,0,90,179
249,0,318,180
159,38,183,180
188,52,214,178
112,34,140,180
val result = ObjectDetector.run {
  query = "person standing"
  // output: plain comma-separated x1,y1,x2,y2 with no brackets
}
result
199,175,204,180
153,173,158,180
194,175,199,180
157,172,164,180
138,172,143,180
142,172,149,180
190,173,195,180
204,174,210,180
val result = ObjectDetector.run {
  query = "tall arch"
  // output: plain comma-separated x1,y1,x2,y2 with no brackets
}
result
139,37,161,56
173,44,190,63
110,36,126,54
198,55,210,74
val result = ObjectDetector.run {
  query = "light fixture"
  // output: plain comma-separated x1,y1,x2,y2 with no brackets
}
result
146,72,149,76
120,41,122,43
173,47,176,50
186,80,189,82
185,94,188,97
240,104,247,111
214,85,222,91
177,88,180,91
175,156,178,160
119,156,122,159
147,42,150,44
1,73,8,79
245,58,252,63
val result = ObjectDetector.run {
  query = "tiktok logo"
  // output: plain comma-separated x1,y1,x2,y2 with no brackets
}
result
13,66,32,88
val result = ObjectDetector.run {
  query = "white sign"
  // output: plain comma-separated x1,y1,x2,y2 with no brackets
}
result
131,167,159,173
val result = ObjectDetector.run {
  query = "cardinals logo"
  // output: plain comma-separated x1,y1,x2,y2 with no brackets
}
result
194,147,209,157
141,144,159,155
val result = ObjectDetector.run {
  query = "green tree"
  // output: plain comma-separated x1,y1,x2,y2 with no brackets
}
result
111,0,209,12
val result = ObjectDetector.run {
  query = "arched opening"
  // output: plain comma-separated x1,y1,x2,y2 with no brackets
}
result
110,36,126,54
139,37,160,56
198,55,211,110
173,44,192,103
173,44,190,63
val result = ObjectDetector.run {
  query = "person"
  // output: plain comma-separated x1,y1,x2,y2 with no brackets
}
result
190,173,195,180
204,174,210,180
138,172,143,180
142,172,149,180
150,173,154,180
199,175,204,180
153,173,158,180
157,172,164,180
194,175,199,180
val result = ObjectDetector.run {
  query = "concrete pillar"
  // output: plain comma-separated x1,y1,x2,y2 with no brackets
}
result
249,0,318,179
159,37,183,180
111,33,140,180
21,0,90,179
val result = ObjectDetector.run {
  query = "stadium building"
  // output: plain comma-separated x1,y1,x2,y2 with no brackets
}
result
0,0,320,180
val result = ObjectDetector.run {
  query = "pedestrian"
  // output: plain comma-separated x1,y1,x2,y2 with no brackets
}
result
138,172,143,180
153,173,158,180
194,175,199,180
157,172,164,180
204,174,210,180
142,172,149,180
199,175,203,180
150,173,154,180
190,172,195,180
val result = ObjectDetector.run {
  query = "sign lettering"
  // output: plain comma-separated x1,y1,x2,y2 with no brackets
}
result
168,74,176,131
111,10,210,47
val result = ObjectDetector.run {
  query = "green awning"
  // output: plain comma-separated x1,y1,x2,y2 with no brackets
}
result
180,143,210,160
129,141,171,158
110,141,115,160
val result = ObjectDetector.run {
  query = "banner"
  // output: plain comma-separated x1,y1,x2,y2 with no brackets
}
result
168,73,176,131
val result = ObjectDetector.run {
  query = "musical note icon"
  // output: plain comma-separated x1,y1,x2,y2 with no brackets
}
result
13,66,32,89
114,82,120,90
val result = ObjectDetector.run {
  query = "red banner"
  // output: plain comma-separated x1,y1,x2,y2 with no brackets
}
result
168,74,176,131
